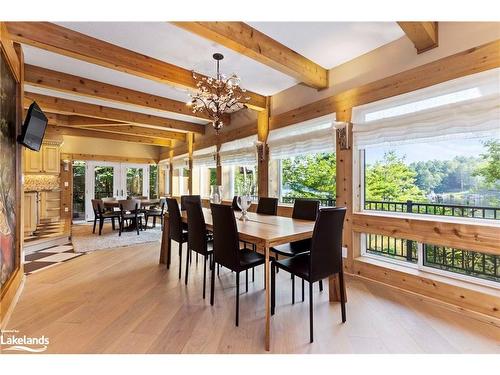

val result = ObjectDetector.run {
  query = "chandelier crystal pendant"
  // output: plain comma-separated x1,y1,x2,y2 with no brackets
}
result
188,53,249,134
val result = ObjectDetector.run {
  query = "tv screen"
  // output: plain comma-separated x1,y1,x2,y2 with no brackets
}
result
19,101,48,151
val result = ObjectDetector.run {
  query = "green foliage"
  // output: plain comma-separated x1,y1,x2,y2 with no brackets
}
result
365,151,426,202
149,165,158,198
209,168,217,186
281,152,336,198
474,139,500,187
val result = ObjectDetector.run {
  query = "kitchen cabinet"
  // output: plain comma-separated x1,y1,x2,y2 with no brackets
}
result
24,192,38,234
23,144,60,174
39,191,61,221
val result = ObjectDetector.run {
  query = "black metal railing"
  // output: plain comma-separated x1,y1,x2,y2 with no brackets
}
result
424,245,499,282
363,200,499,282
365,200,499,220
365,233,418,263
281,196,336,207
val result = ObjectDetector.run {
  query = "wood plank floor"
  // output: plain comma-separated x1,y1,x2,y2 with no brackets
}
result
5,226,500,354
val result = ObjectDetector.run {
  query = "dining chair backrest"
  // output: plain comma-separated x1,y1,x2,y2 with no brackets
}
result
119,198,139,212
185,201,208,255
181,195,201,210
231,196,241,211
158,198,167,213
292,198,320,221
210,203,240,270
91,199,104,216
256,197,278,215
166,198,183,242
309,207,346,282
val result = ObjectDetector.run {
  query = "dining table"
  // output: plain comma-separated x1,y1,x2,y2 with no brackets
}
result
159,206,316,351
102,198,160,209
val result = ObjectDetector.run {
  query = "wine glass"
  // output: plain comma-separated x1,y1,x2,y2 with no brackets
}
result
237,194,251,221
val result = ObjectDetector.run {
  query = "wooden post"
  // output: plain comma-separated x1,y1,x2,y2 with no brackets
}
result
187,132,194,194
257,97,270,197
329,107,352,303
216,142,222,185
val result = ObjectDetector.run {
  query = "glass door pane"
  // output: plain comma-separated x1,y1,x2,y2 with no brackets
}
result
125,167,144,198
72,161,86,221
95,166,116,199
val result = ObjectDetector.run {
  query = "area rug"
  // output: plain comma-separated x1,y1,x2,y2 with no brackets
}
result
72,227,162,253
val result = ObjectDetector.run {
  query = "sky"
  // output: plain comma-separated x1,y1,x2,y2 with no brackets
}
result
365,137,495,164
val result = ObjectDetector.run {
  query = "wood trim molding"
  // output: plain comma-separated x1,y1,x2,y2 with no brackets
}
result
24,92,205,134
173,22,328,89
398,22,439,53
352,212,500,256
80,125,187,142
24,64,223,123
352,257,500,323
46,126,172,147
61,153,159,164
0,22,20,82
7,22,266,110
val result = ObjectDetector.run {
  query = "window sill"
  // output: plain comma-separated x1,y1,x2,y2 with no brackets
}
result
354,210,500,228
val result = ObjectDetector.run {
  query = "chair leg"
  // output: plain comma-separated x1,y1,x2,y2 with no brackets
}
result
99,218,104,235
319,279,323,292
292,275,295,304
271,263,276,315
92,217,97,233
118,218,122,237
185,247,190,285
275,254,279,273
203,255,207,299
136,216,140,235
111,217,115,230
309,281,314,343
246,269,248,292
210,256,215,306
145,215,149,228
167,239,171,269
339,270,346,323
217,263,220,276
252,267,255,282
196,253,198,264
153,216,156,228
235,272,240,327
178,242,183,280
302,279,305,302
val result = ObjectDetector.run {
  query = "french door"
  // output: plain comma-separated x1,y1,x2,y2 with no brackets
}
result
84,162,150,221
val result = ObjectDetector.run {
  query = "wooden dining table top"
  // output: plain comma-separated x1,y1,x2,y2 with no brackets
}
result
179,207,316,250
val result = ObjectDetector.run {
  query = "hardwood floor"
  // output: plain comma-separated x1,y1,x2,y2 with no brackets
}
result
5,225,500,354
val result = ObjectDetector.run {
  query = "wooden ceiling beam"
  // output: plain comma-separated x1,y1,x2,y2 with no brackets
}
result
24,64,226,123
172,22,328,89
398,22,438,53
45,125,171,147
7,22,266,110
24,92,205,134
80,124,188,142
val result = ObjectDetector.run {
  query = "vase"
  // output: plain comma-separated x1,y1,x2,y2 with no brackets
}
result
210,185,223,204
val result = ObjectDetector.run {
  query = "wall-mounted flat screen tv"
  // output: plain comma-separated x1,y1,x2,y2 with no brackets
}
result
18,101,48,151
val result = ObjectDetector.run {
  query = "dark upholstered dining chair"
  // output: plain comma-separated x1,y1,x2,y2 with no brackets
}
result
91,199,120,235
256,197,278,215
181,195,201,210
271,207,347,343
145,198,166,228
118,198,144,236
210,203,266,326
166,198,188,279
184,200,214,298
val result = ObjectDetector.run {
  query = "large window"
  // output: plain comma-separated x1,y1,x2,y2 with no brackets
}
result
268,115,336,205
192,146,217,198
354,68,500,285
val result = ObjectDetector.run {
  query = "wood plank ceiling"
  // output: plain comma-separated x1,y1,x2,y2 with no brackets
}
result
7,22,425,149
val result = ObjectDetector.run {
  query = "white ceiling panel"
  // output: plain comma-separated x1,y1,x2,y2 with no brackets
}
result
55,22,298,95
248,22,405,69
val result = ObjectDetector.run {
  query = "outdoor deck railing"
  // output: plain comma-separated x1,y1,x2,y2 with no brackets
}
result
279,195,499,282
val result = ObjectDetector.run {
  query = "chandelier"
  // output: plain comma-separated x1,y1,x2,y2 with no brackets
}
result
188,53,249,134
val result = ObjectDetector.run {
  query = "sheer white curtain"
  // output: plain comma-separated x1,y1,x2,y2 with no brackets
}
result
352,68,500,149
267,114,337,159
220,135,257,165
192,146,217,168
